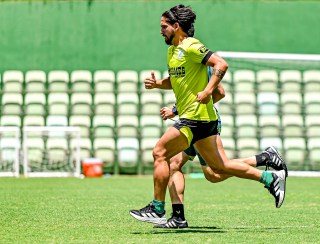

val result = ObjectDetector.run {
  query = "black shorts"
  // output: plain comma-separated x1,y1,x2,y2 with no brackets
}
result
173,118,219,146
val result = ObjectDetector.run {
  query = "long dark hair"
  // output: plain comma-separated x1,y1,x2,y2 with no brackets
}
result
162,4,196,37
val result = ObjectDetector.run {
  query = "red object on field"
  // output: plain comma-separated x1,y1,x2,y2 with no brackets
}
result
82,158,103,177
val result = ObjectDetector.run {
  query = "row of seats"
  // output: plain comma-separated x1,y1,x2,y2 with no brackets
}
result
0,69,319,174
0,69,320,94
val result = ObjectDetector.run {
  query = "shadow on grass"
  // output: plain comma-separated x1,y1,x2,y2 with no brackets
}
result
132,226,281,234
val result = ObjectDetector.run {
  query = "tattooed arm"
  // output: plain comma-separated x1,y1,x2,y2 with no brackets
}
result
197,53,228,104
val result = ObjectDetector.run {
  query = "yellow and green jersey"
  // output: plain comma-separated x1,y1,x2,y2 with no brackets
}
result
167,37,217,121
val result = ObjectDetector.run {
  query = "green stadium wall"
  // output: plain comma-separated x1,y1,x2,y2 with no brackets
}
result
0,0,319,73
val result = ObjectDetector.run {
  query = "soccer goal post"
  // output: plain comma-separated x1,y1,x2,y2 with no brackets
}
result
23,126,81,177
215,51,320,176
0,127,20,177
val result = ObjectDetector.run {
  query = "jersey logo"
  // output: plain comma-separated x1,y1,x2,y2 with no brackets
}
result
168,67,186,78
198,45,209,54
178,50,185,60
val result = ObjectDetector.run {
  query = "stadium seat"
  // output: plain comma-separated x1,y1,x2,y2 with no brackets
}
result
259,115,281,138
233,69,256,93
93,138,116,172
117,115,139,138
23,115,45,127
47,93,69,116
303,70,320,92
256,69,279,93
48,70,69,93
280,70,302,93
280,92,302,115
0,115,21,127
1,93,23,115
305,115,320,138
117,137,140,173
71,137,92,160
69,115,91,138
93,93,116,115
70,93,92,116
282,114,304,137
117,70,139,93
256,92,279,115
235,115,258,139
92,115,115,139
140,115,162,138
233,92,256,115
70,70,92,93
283,137,306,170
304,92,320,115
93,70,115,93
117,93,139,115
2,70,24,93
46,115,68,126
25,70,46,93
260,137,282,153
24,93,46,116
140,92,163,115
237,137,260,158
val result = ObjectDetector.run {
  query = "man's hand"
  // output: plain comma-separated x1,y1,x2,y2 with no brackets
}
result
144,70,157,89
196,90,211,104
160,107,175,120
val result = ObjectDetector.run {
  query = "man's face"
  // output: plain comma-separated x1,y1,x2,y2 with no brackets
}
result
160,16,175,45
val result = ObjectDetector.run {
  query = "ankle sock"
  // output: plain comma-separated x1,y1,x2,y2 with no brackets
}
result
256,153,269,167
152,199,165,213
172,204,185,220
260,171,274,187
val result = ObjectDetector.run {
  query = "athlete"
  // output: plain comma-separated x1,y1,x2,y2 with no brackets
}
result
129,4,287,227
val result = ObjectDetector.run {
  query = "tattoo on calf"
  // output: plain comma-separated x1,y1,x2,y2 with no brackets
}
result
213,69,226,79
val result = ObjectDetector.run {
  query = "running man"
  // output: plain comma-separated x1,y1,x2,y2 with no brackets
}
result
129,4,287,227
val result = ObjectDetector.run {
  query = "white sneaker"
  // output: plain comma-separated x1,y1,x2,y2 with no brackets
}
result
265,170,287,208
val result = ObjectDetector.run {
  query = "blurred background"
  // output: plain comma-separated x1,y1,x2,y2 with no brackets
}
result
0,0,319,176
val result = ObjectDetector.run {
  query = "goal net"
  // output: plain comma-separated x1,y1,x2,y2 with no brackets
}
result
0,127,20,177
215,51,320,176
23,126,81,177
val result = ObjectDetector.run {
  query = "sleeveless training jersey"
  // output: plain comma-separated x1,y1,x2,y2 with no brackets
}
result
167,37,217,121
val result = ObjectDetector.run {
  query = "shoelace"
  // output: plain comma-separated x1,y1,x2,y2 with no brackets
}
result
141,202,154,212
264,151,272,171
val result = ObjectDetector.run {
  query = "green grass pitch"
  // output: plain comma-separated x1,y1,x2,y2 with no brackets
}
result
0,175,319,243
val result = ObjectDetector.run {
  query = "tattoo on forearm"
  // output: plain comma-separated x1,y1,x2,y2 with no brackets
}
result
213,69,226,79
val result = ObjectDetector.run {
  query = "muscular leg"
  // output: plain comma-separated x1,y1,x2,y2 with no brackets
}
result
169,148,259,203
152,127,189,201
168,152,190,204
202,155,257,183
194,135,262,181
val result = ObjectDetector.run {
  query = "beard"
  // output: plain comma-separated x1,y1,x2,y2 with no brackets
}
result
164,32,174,45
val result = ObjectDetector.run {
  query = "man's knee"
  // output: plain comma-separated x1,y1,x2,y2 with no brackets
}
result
169,157,183,174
